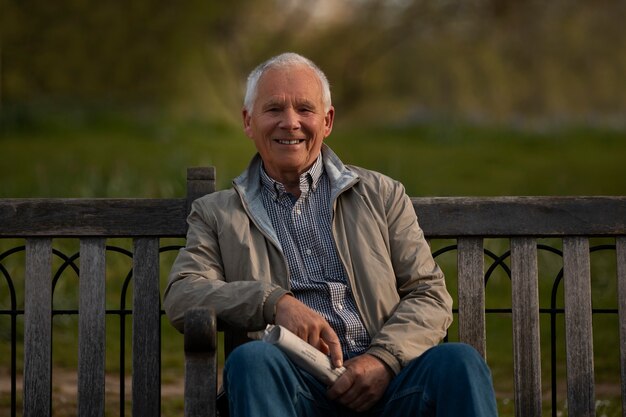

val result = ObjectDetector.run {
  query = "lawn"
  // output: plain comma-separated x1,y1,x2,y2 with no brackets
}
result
1,116,625,416
3,117,626,198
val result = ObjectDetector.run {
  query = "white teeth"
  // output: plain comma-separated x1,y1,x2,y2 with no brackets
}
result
277,140,301,145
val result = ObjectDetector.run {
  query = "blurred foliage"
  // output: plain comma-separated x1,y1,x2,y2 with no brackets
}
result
2,119,625,198
1,0,210,103
2,0,626,128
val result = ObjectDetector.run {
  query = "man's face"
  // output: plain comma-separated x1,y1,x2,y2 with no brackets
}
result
243,65,334,181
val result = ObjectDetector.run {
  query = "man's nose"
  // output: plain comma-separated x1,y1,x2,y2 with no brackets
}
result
279,108,301,130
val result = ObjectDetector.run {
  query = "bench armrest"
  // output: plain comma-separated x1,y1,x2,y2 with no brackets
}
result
184,307,218,417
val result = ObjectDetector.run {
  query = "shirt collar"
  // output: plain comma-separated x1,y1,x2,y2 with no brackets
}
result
260,155,324,200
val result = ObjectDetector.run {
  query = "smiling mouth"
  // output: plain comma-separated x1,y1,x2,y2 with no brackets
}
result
275,139,305,145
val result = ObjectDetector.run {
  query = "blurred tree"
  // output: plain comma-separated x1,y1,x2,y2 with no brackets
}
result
1,0,213,107
1,0,625,127
175,0,324,123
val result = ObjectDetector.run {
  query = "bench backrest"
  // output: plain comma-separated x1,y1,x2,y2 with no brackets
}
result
1,167,625,417
414,196,626,417
0,168,214,417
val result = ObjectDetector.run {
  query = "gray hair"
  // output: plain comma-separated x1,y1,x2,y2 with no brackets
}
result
243,52,332,114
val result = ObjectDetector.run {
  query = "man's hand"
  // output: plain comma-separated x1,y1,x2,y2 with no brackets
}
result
274,295,343,367
326,354,393,412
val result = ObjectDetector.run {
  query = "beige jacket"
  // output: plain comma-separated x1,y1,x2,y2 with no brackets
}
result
163,145,453,374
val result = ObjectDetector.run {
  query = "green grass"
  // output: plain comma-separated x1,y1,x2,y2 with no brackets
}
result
3,118,626,198
1,116,625,416
330,123,626,196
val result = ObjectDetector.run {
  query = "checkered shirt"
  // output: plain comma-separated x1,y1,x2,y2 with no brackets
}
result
260,157,371,357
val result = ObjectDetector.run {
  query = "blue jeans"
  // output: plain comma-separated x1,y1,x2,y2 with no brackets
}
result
223,341,498,417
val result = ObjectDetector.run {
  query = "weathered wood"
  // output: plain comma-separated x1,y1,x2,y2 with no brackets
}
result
78,238,106,417
510,238,542,417
184,308,217,417
23,238,52,417
5,167,626,417
412,196,626,237
563,237,595,417
186,167,216,216
457,237,486,357
132,238,161,417
3,196,626,238
0,199,187,237
617,236,626,417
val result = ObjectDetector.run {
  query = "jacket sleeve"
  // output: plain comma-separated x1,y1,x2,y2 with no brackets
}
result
162,198,290,333
366,181,453,374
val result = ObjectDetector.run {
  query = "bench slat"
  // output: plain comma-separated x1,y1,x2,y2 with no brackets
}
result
132,238,161,417
457,237,486,357
23,238,52,417
78,238,106,417
186,167,216,216
563,237,595,417
184,308,218,417
0,199,187,237
412,196,626,237
617,236,626,417
4,196,625,238
511,238,542,417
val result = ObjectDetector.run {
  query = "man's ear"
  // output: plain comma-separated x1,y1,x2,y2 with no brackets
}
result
323,106,335,138
242,107,253,138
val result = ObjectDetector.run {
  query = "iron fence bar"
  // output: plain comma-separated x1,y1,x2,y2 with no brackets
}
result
0,247,20,417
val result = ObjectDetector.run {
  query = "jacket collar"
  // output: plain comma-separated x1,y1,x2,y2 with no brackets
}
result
320,144,360,201
234,144,358,202
232,145,359,246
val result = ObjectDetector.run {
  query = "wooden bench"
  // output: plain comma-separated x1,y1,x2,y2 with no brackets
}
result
1,167,625,417
0,167,214,417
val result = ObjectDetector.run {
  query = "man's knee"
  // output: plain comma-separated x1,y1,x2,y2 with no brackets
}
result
225,340,283,375
436,343,494,389
419,343,491,379
428,342,484,362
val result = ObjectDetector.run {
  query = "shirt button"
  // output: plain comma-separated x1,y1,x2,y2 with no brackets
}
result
305,249,312,255
295,209,302,215
337,304,343,310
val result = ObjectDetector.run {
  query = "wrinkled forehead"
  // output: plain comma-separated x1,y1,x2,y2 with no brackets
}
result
256,65,324,102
